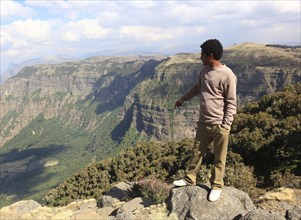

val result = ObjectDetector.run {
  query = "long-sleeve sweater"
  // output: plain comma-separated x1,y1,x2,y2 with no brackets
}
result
179,64,237,129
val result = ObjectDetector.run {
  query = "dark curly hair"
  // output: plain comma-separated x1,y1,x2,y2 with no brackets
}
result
200,39,223,60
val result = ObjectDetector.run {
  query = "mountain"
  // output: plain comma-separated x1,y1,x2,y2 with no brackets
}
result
1,56,77,83
0,43,300,206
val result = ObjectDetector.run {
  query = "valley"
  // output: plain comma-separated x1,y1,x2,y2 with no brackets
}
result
0,43,300,207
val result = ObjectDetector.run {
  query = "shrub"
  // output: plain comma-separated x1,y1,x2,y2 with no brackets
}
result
269,170,301,188
129,178,172,204
224,163,262,199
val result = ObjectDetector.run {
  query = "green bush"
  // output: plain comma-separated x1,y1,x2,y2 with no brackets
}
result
44,139,193,206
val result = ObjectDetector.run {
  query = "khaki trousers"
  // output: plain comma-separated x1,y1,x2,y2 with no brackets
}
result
185,122,230,189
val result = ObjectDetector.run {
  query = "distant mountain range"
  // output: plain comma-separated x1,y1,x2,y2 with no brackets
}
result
0,42,300,207
1,56,78,83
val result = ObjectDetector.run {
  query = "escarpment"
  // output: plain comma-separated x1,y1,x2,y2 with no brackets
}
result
1,43,300,207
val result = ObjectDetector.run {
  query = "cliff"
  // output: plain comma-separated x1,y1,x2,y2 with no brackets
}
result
0,55,164,146
1,44,300,147
119,43,301,141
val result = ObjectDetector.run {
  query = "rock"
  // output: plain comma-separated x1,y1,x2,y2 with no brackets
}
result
257,199,300,217
52,209,74,220
1,183,299,220
113,197,155,219
69,199,105,220
241,209,285,220
168,184,255,220
101,182,133,208
23,206,54,219
70,209,102,220
96,207,116,219
0,200,42,219
286,206,301,220
65,199,98,212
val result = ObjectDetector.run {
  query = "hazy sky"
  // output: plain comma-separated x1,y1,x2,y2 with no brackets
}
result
1,0,300,73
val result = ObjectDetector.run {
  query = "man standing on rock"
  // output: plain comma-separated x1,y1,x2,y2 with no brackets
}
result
173,39,237,202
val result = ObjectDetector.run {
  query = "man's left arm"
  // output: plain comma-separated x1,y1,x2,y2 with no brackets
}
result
222,74,237,130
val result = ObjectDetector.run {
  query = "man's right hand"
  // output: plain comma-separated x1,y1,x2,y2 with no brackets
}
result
174,100,182,108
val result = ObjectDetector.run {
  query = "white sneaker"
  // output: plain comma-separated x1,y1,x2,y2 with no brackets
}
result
209,189,222,202
173,179,188,187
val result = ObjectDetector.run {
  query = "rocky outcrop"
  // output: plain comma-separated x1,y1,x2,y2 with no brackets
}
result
1,182,299,220
240,209,285,220
0,181,173,220
168,185,255,220
0,199,115,220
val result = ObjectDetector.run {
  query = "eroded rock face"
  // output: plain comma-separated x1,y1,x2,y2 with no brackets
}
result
168,184,255,220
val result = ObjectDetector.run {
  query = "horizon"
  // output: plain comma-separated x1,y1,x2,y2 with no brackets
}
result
1,0,300,74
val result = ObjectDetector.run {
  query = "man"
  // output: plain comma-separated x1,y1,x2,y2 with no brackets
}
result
173,39,237,202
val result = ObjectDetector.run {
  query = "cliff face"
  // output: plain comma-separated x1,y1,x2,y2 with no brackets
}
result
119,44,301,141
2,44,300,147
0,55,163,146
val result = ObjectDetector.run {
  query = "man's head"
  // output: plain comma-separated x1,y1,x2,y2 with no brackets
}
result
200,39,223,61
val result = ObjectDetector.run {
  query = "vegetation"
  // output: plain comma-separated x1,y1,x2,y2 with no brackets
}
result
129,178,172,203
43,83,301,206
230,83,301,181
44,139,193,206
265,44,301,49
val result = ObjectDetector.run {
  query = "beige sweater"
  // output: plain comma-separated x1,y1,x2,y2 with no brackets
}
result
179,64,237,129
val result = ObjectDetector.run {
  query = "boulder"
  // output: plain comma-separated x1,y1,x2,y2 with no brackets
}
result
286,206,301,220
0,200,42,219
168,184,255,220
102,182,133,208
113,197,155,219
241,209,285,220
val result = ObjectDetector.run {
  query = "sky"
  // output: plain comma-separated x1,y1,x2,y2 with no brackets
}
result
1,0,300,74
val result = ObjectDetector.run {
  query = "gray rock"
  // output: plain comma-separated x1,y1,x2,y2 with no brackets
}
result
241,209,285,220
101,182,133,208
168,184,255,220
113,197,155,220
286,206,301,220
10,200,42,215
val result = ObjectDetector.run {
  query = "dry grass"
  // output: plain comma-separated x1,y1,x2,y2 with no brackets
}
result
166,53,201,66
258,187,301,206
225,42,300,62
